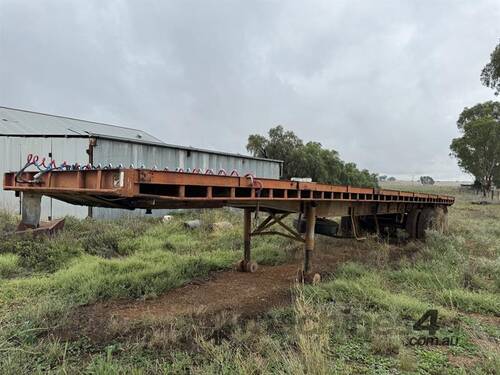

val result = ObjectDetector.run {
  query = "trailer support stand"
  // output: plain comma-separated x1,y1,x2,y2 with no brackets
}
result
244,208,251,264
304,204,316,273
298,203,321,284
20,192,42,229
237,208,258,272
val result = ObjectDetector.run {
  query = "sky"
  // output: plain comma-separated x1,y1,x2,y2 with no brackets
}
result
1,0,499,181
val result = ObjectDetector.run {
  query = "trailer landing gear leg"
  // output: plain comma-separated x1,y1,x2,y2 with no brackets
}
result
236,208,258,272
298,204,321,284
19,192,42,230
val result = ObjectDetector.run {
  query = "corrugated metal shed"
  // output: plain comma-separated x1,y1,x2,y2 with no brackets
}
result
0,106,281,164
0,106,162,142
92,138,281,178
0,136,90,218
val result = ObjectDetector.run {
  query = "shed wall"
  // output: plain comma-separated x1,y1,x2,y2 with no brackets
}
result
90,138,281,219
1,136,282,220
92,138,281,178
0,136,89,219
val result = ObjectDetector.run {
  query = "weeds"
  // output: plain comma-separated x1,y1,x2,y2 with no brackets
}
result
0,185,499,373
0,253,20,278
0,210,17,233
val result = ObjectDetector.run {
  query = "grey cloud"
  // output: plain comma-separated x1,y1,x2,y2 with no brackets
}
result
1,0,499,180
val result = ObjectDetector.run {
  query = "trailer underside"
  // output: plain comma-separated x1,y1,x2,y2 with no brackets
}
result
4,168,454,281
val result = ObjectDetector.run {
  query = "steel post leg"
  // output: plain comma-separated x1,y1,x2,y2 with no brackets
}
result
238,208,257,272
244,208,251,263
21,192,42,229
304,204,316,273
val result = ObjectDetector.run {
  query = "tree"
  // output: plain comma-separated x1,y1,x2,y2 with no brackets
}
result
287,141,344,184
247,126,303,179
420,176,435,185
450,102,500,195
481,40,500,95
246,126,378,187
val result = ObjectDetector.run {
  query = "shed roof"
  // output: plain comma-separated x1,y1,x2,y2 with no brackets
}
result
0,106,162,142
0,106,283,163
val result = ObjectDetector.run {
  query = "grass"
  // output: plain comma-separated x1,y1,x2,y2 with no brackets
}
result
0,184,499,373
0,253,21,278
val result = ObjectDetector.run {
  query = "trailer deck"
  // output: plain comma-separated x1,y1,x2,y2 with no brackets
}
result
3,168,454,281
3,168,454,209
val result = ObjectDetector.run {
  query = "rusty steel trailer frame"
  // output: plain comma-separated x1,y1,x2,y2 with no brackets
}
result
4,169,455,280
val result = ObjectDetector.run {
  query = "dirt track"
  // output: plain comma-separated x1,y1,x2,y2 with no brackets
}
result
60,239,404,342
112,264,299,320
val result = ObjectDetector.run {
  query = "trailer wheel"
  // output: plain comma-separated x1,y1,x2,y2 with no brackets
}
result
312,273,321,285
235,260,258,273
245,261,258,273
441,207,449,234
340,216,360,237
235,260,245,272
340,216,352,236
405,208,421,239
297,270,321,284
417,207,442,239
433,207,448,234
358,216,378,234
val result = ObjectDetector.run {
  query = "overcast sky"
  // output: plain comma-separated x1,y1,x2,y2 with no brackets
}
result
1,0,499,180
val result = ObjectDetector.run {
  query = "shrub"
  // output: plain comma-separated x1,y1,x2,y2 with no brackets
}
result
0,209,17,233
0,235,82,273
0,253,21,278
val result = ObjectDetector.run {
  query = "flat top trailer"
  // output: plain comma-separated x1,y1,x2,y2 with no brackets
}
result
4,167,454,280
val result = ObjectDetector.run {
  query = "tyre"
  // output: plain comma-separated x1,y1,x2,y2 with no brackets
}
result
405,208,421,239
434,207,448,234
245,261,258,273
417,207,441,239
235,260,258,272
340,216,359,237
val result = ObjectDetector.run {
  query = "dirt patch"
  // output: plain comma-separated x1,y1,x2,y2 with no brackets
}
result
59,263,299,343
468,313,500,326
448,354,479,369
107,245,367,319
447,312,500,370
56,238,409,343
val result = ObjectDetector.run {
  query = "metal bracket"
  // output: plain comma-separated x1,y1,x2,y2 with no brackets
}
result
251,212,305,243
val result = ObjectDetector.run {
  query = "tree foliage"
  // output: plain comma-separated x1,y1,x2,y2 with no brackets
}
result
247,126,303,171
247,126,378,187
450,102,500,193
420,176,435,185
481,40,500,95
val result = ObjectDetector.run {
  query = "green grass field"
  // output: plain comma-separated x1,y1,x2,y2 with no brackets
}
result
0,184,499,374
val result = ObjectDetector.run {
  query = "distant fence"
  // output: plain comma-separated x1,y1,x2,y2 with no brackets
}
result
459,184,499,200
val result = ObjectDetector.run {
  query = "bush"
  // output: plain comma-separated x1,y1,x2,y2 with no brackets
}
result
0,253,21,278
420,176,435,185
64,217,155,258
0,209,17,233
0,235,82,273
